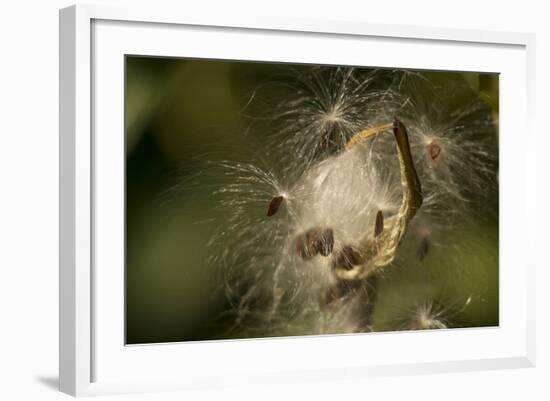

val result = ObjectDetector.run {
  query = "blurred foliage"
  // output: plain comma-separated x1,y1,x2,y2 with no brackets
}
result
125,56,499,344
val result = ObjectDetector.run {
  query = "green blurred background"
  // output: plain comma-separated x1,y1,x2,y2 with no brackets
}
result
125,56,499,344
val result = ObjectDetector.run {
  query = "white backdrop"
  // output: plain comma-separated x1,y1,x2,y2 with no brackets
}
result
0,0,548,400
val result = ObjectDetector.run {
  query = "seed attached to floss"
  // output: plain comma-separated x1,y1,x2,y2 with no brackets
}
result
324,285,344,306
296,233,314,260
427,142,442,161
317,228,334,256
267,195,285,217
374,210,384,237
323,280,360,306
332,245,363,271
417,236,430,261
320,124,337,153
296,227,334,260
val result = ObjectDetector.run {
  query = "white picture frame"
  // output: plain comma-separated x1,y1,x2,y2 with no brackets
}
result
59,3,536,397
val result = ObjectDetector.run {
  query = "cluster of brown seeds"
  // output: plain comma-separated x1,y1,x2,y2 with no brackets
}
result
267,185,389,273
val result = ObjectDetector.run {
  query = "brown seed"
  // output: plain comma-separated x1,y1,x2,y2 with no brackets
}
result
324,285,342,306
374,210,384,237
296,227,334,259
427,142,442,161
296,232,316,260
316,228,334,256
267,195,285,217
306,229,320,256
417,236,430,261
297,228,321,259
323,280,359,306
320,124,337,152
332,245,362,271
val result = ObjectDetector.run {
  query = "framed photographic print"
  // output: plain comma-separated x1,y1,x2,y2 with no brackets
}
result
59,4,536,396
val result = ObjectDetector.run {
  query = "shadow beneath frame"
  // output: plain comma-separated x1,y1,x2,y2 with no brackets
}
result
35,376,58,391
